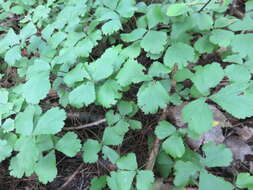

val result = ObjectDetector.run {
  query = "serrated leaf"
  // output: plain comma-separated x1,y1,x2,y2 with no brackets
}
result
103,127,124,145
194,36,215,54
116,153,137,170
140,30,167,54
120,28,146,42
231,34,253,58
82,139,101,163
210,83,253,119
137,81,170,114
174,160,199,186
191,13,213,30
209,29,234,47
162,134,185,158
4,45,21,66
236,173,253,188
202,142,232,167
102,19,122,35
136,170,154,190
199,172,234,190
146,4,166,29
35,151,57,184
116,0,136,18
155,121,176,139
164,42,195,68
182,98,213,135
68,82,96,108
33,107,66,135
191,62,224,94
148,61,171,78
97,80,122,108
116,60,148,87
225,64,251,83
105,110,121,125
20,22,37,41
107,171,136,190
167,3,189,16
56,132,81,157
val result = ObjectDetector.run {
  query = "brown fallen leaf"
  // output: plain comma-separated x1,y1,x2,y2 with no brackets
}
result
225,136,253,161
235,126,253,141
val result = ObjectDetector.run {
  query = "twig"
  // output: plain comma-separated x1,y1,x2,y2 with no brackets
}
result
59,163,84,190
64,118,106,130
145,108,168,170
198,0,212,12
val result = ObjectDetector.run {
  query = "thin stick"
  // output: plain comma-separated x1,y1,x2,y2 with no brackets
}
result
145,108,168,170
59,163,84,190
64,118,106,130
198,0,212,12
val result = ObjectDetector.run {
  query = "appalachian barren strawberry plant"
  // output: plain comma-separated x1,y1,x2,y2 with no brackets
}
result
1,0,253,189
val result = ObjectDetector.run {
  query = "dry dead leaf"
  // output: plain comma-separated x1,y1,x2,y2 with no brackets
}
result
235,126,253,141
225,136,253,161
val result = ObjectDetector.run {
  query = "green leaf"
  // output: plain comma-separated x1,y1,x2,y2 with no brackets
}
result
194,36,215,54
33,107,66,135
155,121,176,139
116,153,137,170
182,98,213,135
0,139,12,162
167,3,189,16
116,60,148,87
137,81,170,114
229,16,253,31
202,142,232,167
103,127,124,145
82,139,101,163
117,101,134,116
4,45,21,66
140,30,167,54
102,145,119,164
174,161,199,186
225,64,251,83
90,176,107,190
48,31,67,49
148,61,171,78
191,62,224,94
191,13,213,30
102,19,122,35
164,42,195,68
116,0,136,18
128,120,142,130
105,110,121,125
97,80,122,108
120,28,146,42
146,4,166,29
0,29,19,48
155,151,174,178
162,134,185,158
231,34,253,58
136,170,155,190
199,172,234,190
68,82,96,108
56,132,81,157
236,173,253,188
107,171,136,190
210,83,253,119
1,118,14,133
209,29,234,47
35,151,57,184
20,22,37,41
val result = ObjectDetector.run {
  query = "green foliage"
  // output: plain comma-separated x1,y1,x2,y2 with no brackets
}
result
0,0,251,188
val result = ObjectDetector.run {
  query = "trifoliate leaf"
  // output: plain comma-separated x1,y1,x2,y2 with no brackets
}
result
102,145,119,164
4,45,21,66
137,81,170,114
105,110,121,125
194,36,215,54
162,134,185,158
202,142,232,167
90,176,107,190
63,63,91,87
136,170,155,190
167,3,189,16
15,105,36,135
36,135,54,152
116,153,137,170
82,139,101,163
155,121,176,139
103,127,124,145
182,98,213,135
225,64,251,83
174,161,199,186
140,30,167,54
107,171,136,190
236,173,253,188
117,101,134,116
148,61,171,78
102,20,122,35
164,42,195,68
56,132,81,157
120,28,146,42
199,172,234,190
97,80,122,108
191,62,224,94
209,29,234,47
210,83,253,119
191,13,213,30
68,82,96,108
35,151,57,184
33,107,66,135
116,60,148,87
231,34,253,58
